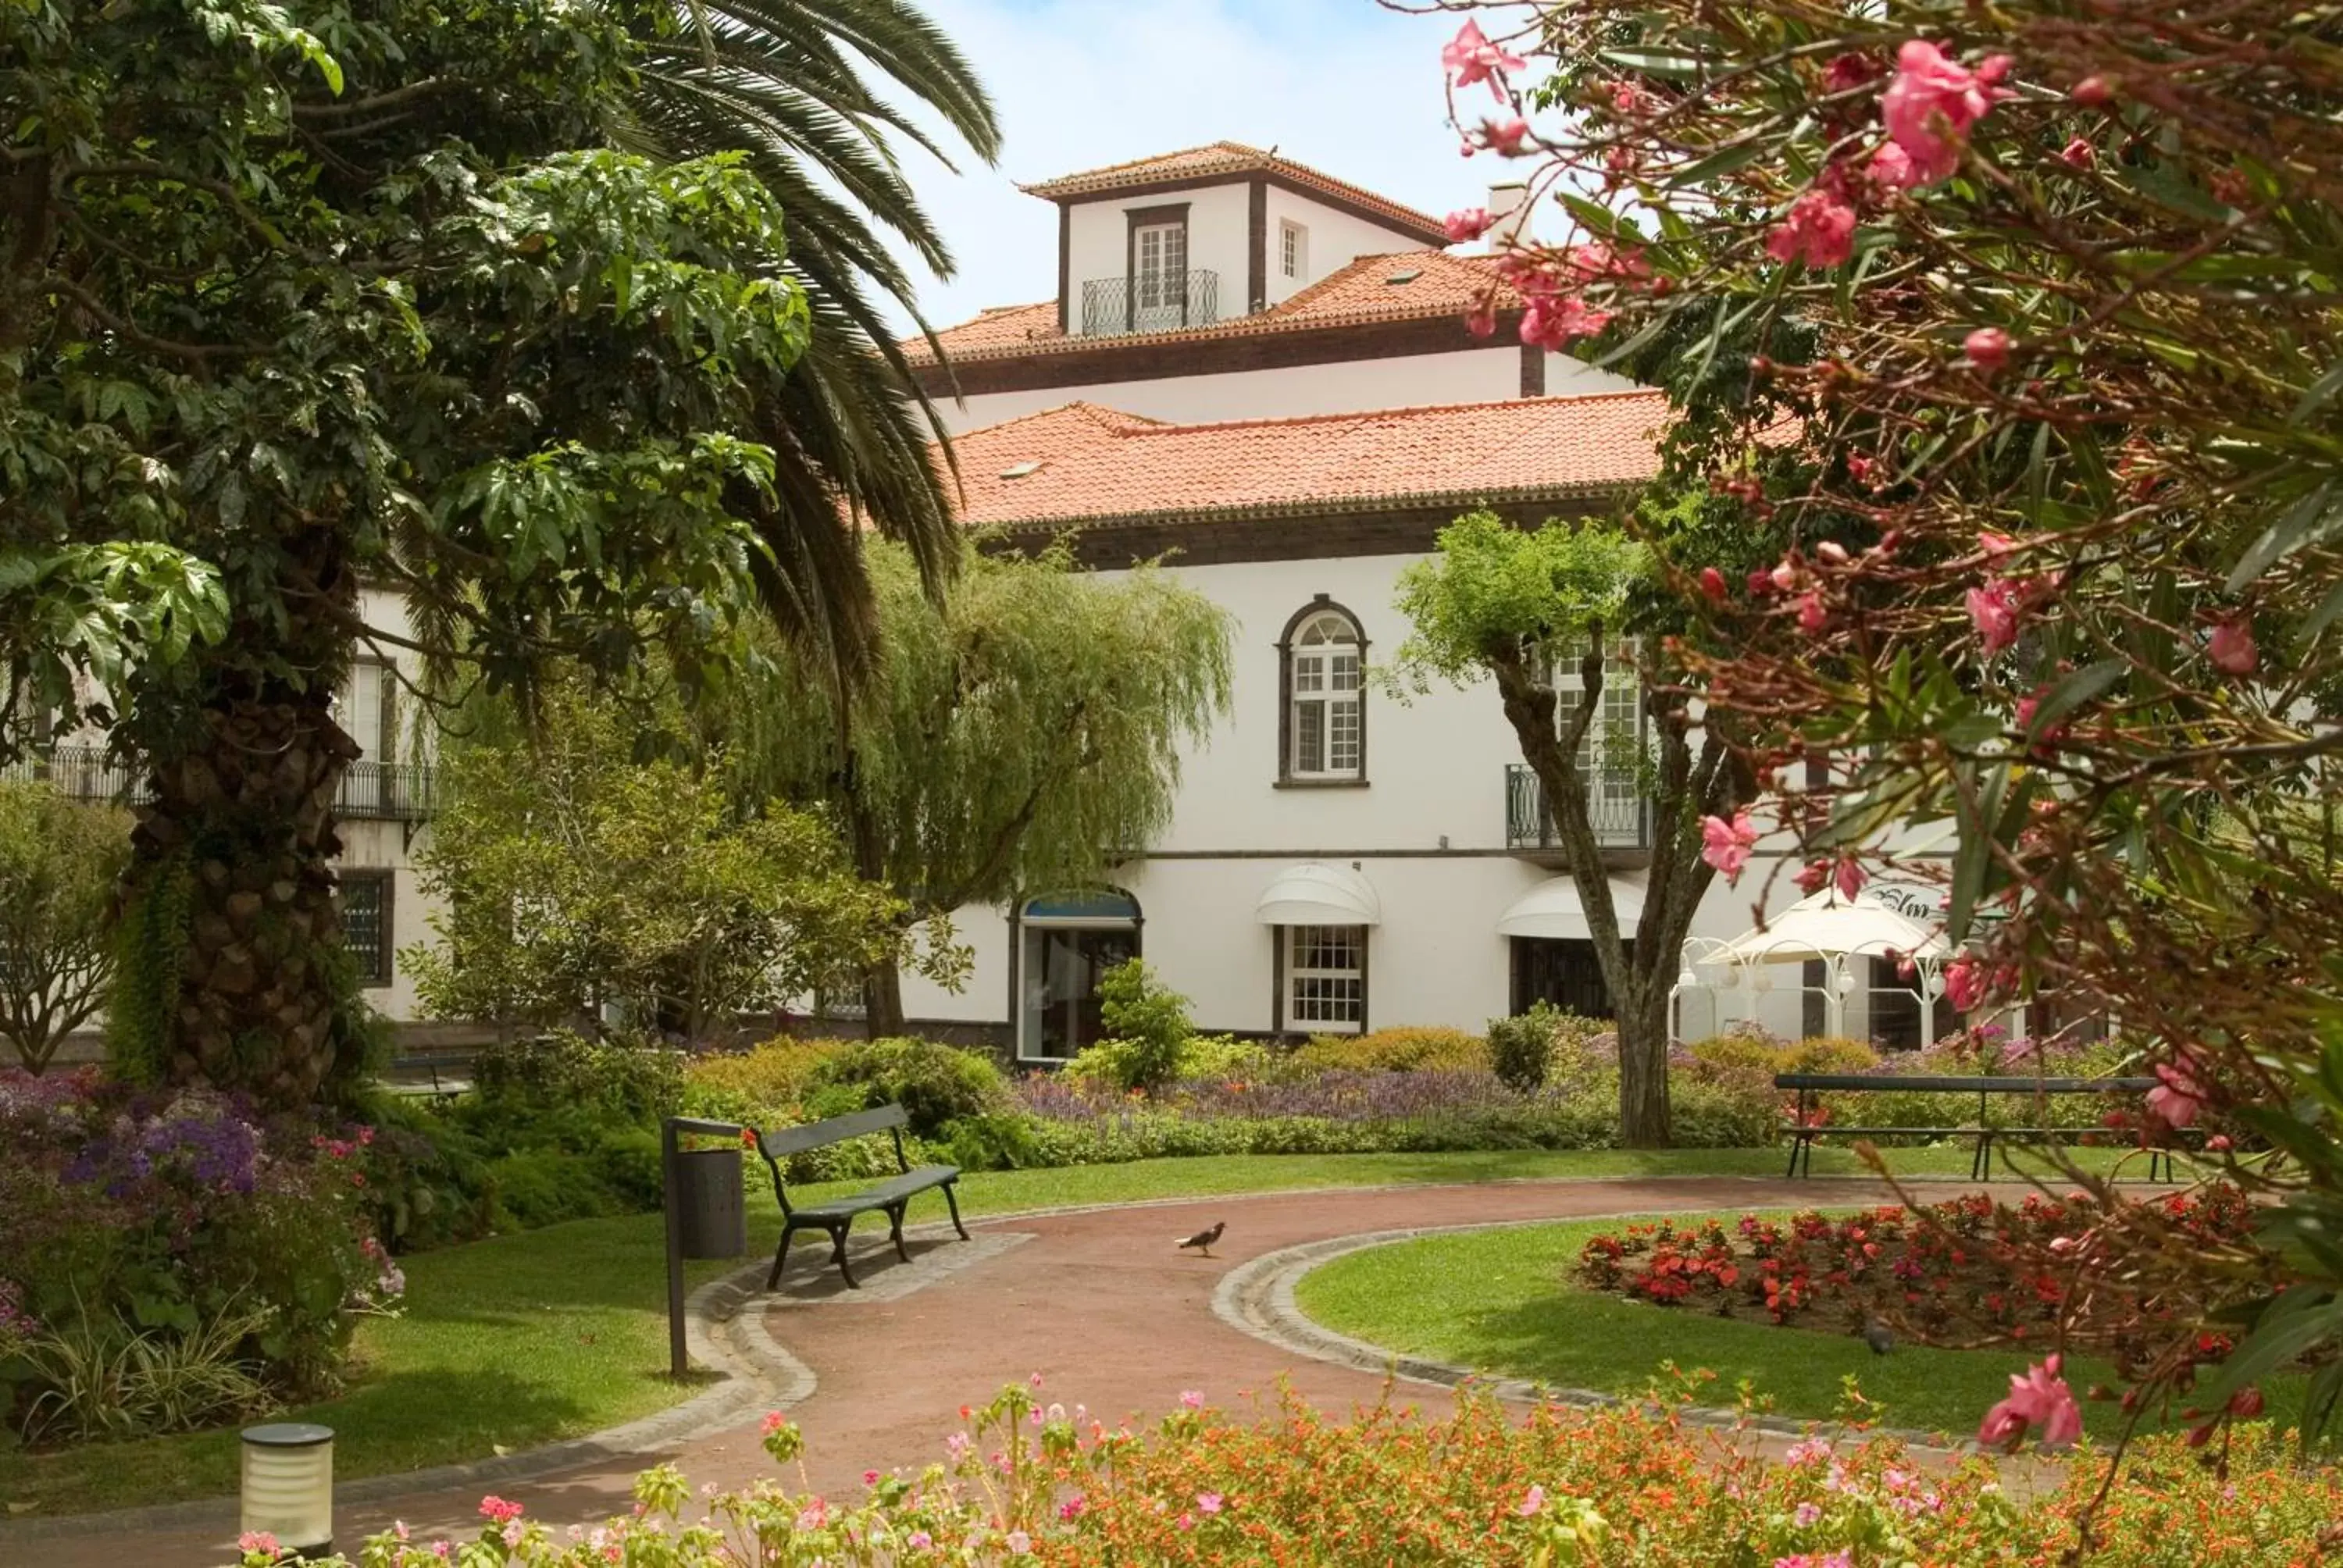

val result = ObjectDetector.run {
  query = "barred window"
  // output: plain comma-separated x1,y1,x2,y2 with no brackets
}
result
1287,925,1364,1031
337,871,394,987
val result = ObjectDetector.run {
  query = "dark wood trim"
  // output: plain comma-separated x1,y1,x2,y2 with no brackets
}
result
1055,208,1070,335
1275,594,1368,786
1271,925,1286,1035
1123,203,1191,332
911,308,1525,397
1246,179,1268,313
986,497,1611,572
1519,342,1546,397
1050,170,1447,247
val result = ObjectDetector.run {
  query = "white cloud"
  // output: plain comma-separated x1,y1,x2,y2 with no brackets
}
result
877,0,1507,334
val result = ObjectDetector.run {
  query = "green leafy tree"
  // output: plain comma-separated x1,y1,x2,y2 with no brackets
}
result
733,539,1232,1034
407,686,938,1041
1394,512,1756,1147
0,779,131,1072
0,1,933,1107
626,1,1003,615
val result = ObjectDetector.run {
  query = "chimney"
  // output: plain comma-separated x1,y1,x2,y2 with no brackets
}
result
1485,180,1530,249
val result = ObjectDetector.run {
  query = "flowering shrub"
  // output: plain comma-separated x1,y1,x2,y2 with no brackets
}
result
1576,1189,2266,1357
225,1382,2343,1566
0,1068,400,1439
1290,1025,1489,1074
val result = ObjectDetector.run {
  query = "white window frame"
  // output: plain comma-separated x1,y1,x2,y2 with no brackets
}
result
1133,220,1186,312
1286,925,1365,1032
1551,638,1642,808
1287,611,1364,781
1280,219,1307,280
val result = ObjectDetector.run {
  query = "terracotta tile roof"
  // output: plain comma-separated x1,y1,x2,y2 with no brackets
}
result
943,391,1666,529
906,249,1510,366
1017,141,1449,244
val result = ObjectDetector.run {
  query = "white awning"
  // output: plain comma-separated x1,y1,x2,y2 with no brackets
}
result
1707,887,1949,968
1254,863,1382,926
1497,876,1646,940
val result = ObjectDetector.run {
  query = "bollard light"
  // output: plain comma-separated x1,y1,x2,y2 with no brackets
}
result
241,1422,334,1558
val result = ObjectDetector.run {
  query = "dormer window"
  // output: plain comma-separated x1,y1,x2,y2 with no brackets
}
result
1124,205,1193,332
1280,220,1307,280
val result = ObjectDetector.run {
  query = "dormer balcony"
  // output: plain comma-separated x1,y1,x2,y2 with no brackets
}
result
1079,269,1220,337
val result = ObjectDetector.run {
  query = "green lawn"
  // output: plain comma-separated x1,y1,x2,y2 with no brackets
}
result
0,1143,2174,1517
1293,1215,2302,1444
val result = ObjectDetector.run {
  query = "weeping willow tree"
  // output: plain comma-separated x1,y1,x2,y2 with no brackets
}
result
731,539,1232,1034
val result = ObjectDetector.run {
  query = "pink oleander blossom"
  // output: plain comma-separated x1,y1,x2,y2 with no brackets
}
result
1869,139,1924,191
1767,189,1858,269
1967,579,2022,653
1943,953,1988,1012
1698,566,1728,603
1701,811,1760,881
1482,116,1531,156
1443,20,1526,98
1834,857,1867,900
1881,41,2013,185
1978,1354,2083,1449
1795,591,1829,634
1519,294,1611,348
2060,137,2096,168
2209,618,2259,675
1964,326,2012,372
1445,206,1493,243
2147,1053,2209,1129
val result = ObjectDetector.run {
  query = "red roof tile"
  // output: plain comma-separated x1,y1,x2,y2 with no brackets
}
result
907,249,1510,366
942,392,1665,529
1017,141,1448,243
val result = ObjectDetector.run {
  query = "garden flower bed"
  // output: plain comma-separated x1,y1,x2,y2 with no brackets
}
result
230,1382,2343,1566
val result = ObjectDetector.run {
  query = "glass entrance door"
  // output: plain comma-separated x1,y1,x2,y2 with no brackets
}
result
1020,925,1138,1061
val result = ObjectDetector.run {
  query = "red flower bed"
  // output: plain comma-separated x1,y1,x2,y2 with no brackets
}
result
1575,1188,2259,1343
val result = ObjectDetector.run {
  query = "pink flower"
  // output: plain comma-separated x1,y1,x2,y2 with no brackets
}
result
1179,1389,1204,1409
1967,579,2022,653
2207,1133,2234,1153
945,1431,972,1460
1942,953,1988,1012
2059,137,2096,168
2072,76,2113,107
1005,1529,1032,1555
480,1497,524,1525
1700,811,1760,881
1445,206,1494,243
1029,1371,1045,1388
2147,1054,2209,1129
1978,1354,2083,1449
1964,326,2012,372
2209,618,2258,675
1834,857,1867,900
1793,1502,1822,1527
909,1531,933,1548
1518,294,1611,347
1784,1438,1834,1465
1443,20,1526,98
1794,858,1831,895
1060,1497,1087,1520
1766,190,1858,269
1482,116,1532,156
1869,140,1924,191
1513,1482,1546,1516
1698,566,1728,604
1770,560,1799,591
761,1411,789,1437
1881,41,2012,185
1794,591,1829,635
1197,1491,1224,1514
2230,1386,2265,1419
794,1499,828,1531
1464,301,1497,337
237,1533,280,1557
862,1469,881,1485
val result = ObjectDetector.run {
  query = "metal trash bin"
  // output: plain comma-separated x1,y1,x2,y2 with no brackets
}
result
670,1146,747,1260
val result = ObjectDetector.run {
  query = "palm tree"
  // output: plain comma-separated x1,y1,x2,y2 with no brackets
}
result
626,1,1003,668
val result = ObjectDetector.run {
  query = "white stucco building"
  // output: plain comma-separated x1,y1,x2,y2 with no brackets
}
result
866,143,1957,1062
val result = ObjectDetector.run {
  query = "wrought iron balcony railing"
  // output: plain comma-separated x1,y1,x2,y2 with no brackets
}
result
1079,269,1219,337
1505,763,1651,852
4,745,436,822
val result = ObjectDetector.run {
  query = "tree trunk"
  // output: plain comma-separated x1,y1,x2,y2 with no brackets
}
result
1614,975,1674,1147
127,691,366,1110
861,956,905,1039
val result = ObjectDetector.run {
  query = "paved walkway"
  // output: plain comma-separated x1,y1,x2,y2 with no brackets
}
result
27,1174,1940,1566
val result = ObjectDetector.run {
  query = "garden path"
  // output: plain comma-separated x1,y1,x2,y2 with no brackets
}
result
32,1173,2009,1565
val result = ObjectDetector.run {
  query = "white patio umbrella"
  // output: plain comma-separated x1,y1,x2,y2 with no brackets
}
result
1692,887,1951,1040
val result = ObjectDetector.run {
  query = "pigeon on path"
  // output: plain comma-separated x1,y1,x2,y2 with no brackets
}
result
1175,1221,1226,1258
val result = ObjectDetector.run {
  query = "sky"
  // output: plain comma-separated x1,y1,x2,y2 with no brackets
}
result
878,0,1504,335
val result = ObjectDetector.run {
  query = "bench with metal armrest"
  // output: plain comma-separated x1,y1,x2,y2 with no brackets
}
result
750,1104,969,1289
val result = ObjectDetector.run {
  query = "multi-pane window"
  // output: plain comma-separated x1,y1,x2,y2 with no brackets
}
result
1288,925,1364,1030
1548,639,1642,830
1133,220,1186,312
1280,220,1307,280
1289,611,1363,780
337,871,394,986
340,659,397,759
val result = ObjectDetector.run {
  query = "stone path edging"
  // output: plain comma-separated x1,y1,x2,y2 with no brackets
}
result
1214,1214,1985,1456
0,1260,816,1544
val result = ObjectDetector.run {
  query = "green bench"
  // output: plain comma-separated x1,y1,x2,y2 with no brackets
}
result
751,1105,969,1289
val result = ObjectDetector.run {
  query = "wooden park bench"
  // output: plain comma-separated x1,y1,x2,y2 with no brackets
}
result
751,1105,969,1290
1774,1072,2183,1181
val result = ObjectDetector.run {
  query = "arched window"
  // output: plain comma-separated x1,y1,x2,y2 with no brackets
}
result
1278,600,1366,784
